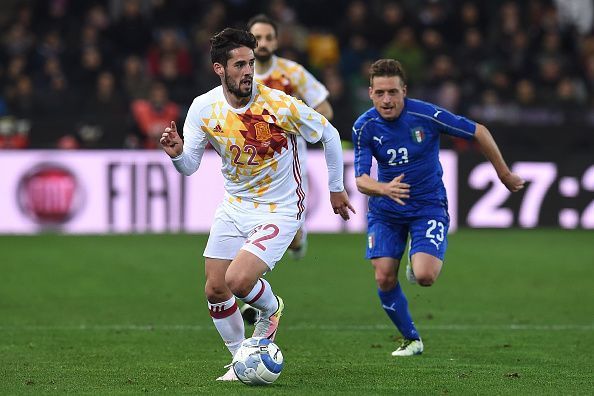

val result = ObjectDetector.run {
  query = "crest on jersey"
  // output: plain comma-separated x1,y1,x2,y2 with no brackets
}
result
410,127,425,144
254,121,272,141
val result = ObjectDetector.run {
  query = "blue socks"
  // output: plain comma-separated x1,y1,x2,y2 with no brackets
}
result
378,283,420,340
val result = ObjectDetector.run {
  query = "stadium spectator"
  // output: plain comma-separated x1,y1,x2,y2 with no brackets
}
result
109,0,152,59
352,59,524,357
71,46,106,95
158,54,194,106
373,1,406,49
146,27,192,78
0,0,592,149
382,26,425,85
76,71,129,148
336,0,373,48
120,55,151,100
159,27,354,381
130,81,180,149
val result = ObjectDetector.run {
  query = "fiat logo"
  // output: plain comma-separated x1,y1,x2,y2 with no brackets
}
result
17,164,83,224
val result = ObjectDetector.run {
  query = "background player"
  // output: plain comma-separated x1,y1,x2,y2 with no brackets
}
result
160,28,354,381
248,14,334,260
352,59,524,356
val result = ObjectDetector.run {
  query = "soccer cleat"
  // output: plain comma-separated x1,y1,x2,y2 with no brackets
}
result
405,262,417,284
240,303,260,325
287,238,307,260
216,366,238,381
391,338,423,356
252,296,284,341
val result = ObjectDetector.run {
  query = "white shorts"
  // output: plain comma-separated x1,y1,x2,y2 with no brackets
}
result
203,200,303,269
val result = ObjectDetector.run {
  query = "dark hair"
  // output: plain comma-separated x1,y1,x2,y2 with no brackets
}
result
369,59,407,86
210,28,257,65
246,14,278,37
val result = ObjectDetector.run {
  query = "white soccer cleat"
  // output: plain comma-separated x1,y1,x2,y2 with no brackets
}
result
216,366,238,381
392,338,423,356
252,296,284,341
405,262,417,284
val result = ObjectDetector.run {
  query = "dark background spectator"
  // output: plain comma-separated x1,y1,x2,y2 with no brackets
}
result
0,0,591,153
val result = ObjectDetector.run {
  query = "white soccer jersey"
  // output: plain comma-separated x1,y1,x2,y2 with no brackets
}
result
254,55,329,108
181,83,334,219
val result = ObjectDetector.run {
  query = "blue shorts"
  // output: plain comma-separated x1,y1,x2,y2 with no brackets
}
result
366,212,449,261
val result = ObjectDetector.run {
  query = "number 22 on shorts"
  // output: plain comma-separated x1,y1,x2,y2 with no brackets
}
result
246,224,280,251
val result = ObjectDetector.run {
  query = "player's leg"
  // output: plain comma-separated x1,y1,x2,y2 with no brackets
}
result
229,216,300,340
408,215,449,287
226,250,283,340
204,258,244,381
287,136,308,260
367,219,422,356
203,207,247,381
372,257,421,342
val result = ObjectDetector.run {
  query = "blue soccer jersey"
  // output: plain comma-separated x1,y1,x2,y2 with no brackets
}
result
352,98,476,218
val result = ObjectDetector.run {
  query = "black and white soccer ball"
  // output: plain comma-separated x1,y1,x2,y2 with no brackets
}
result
232,337,284,385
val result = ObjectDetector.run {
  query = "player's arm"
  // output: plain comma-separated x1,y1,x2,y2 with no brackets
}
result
352,122,409,205
314,100,333,121
355,173,410,206
161,101,208,175
319,123,356,220
282,94,354,219
474,123,525,192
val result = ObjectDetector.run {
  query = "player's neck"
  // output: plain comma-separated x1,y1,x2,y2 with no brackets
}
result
222,85,251,109
255,58,273,75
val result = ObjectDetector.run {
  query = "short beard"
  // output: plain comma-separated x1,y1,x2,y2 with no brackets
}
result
254,51,272,63
224,73,252,98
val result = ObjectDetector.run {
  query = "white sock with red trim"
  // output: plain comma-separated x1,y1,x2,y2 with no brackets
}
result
208,296,245,357
238,278,278,317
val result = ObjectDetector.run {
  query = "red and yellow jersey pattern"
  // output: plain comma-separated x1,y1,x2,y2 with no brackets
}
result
182,83,329,217
254,55,329,109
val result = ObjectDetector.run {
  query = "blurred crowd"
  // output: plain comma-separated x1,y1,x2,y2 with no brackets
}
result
1,0,593,150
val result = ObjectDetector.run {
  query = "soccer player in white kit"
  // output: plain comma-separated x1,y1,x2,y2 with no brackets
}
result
248,14,334,259
160,28,354,381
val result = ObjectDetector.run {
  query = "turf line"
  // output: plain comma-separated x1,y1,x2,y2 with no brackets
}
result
0,324,592,331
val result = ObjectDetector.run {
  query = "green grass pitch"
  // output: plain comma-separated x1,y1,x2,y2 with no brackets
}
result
1,230,593,394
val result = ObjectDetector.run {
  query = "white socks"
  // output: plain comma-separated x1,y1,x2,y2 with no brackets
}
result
208,278,278,357
208,296,244,357
238,278,278,317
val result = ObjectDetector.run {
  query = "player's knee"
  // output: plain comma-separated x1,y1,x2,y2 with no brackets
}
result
225,272,253,297
204,281,228,300
375,272,397,291
415,271,437,287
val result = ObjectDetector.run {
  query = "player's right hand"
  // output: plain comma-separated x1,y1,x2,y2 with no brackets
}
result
383,173,410,205
160,121,183,158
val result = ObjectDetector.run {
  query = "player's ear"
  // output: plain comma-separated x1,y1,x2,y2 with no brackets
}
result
402,84,407,97
368,86,373,100
213,62,225,77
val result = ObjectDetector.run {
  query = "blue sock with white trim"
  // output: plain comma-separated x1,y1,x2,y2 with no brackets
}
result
378,283,420,340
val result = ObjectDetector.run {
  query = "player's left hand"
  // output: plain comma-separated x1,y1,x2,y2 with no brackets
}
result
330,190,356,220
500,172,525,192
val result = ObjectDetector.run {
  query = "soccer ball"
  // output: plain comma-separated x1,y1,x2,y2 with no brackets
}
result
232,337,284,385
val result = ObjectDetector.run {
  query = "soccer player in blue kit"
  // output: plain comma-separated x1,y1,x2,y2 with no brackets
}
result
353,59,525,356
